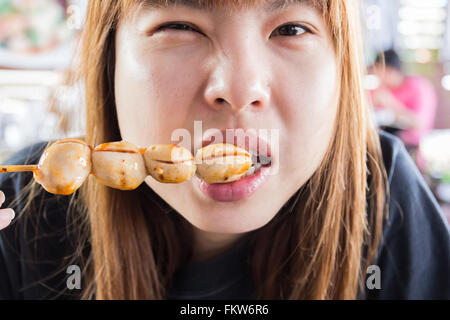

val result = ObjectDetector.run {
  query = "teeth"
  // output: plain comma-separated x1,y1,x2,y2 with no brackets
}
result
251,153,271,166
243,156,264,177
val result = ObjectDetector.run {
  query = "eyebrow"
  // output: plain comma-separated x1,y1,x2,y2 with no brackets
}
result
269,0,316,10
142,0,317,12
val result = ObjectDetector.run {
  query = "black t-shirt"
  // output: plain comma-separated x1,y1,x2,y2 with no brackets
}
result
0,131,449,299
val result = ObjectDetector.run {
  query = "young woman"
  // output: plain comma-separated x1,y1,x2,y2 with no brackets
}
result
0,0,449,300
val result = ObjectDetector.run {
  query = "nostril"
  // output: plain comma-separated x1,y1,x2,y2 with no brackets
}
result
216,98,225,104
252,100,263,107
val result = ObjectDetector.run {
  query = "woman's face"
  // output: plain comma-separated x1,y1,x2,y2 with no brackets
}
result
114,0,338,233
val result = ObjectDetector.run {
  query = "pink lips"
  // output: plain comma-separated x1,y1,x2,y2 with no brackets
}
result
195,164,271,202
194,128,272,202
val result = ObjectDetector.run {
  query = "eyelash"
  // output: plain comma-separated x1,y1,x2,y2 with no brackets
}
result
271,23,312,37
156,22,312,38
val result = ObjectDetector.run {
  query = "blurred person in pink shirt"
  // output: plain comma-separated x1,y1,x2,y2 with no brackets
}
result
370,49,438,150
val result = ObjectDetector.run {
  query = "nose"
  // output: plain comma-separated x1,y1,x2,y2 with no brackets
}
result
204,41,270,113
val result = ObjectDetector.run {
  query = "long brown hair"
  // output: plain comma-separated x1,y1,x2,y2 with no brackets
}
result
21,0,389,299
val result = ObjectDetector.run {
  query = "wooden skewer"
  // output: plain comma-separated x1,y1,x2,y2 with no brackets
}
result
0,165,38,173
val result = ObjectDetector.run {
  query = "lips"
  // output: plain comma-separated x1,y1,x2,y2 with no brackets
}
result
194,164,271,202
193,128,273,202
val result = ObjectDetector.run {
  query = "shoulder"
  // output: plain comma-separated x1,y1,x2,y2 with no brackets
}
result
366,130,450,299
378,130,406,184
378,130,444,221
1,141,49,167
378,130,431,190
0,141,82,299
0,141,49,207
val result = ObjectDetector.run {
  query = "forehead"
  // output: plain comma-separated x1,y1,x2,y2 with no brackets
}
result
132,0,324,11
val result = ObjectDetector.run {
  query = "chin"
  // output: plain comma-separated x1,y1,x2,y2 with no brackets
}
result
188,202,279,234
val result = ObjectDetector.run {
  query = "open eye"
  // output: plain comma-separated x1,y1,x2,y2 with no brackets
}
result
271,23,312,38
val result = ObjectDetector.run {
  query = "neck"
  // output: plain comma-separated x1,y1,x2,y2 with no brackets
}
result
191,227,246,263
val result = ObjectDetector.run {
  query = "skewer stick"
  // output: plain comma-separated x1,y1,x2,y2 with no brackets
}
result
0,165,38,173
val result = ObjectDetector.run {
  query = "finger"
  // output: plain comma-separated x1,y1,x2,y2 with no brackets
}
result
0,218,11,230
0,208,15,230
0,191,5,207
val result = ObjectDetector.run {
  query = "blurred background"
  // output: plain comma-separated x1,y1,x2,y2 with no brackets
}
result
0,0,449,221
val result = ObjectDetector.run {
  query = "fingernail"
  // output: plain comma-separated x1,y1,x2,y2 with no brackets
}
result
0,191,4,205
0,208,15,221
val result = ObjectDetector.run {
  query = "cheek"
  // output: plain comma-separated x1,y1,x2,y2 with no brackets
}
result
279,45,337,128
275,46,338,179
114,43,203,146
